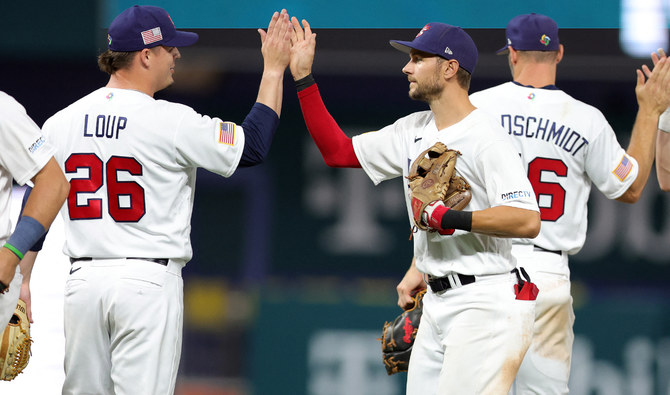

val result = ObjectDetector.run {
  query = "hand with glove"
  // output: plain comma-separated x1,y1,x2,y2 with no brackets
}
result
408,142,472,234
0,299,31,381
380,289,426,375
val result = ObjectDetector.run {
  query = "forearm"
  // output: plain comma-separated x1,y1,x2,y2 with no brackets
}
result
618,107,659,202
18,251,37,287
470,206,540,238
238,103,280,167
397,257,425,310
4,159,67,262
297,77,360,168
401,258,424,288
255,69,285,117
426,204,539,238
657,130,670,191
23,158,69,229
19,187,47,251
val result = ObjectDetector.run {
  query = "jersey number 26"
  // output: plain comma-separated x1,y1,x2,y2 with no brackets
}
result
65,153,146,222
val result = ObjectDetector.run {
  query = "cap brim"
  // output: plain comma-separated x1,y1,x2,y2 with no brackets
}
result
390,40,444,58
164,31,199,47
389,40,414,54
496,44,509,55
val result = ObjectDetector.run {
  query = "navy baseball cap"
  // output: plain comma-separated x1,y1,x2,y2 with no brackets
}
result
107,5,199,52
497,13,560,54
390,23,478,74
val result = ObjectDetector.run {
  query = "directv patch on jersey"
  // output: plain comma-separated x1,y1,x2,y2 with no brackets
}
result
218,122,235,146
501,190,534,202
27,136,46,153
612,154,633,181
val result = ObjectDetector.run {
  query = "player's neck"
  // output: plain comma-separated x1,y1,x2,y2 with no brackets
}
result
513,63,557,88
430,88,476,131
106,72,157,97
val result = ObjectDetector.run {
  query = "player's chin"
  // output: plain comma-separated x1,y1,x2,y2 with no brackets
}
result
160,78,175,91
408,84,417,96
408,88,423,101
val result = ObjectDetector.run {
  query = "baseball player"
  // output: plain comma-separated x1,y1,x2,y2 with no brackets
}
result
290,18,540,394
653,49,670,190
0,91,69,330
40,5,291,395
460,13,668,395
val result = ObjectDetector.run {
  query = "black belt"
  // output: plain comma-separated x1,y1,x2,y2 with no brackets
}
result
426,273,476,293
533,245,562,255
69,257,169,266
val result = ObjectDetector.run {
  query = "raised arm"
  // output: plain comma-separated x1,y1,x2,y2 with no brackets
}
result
658,127,670,190
652,49,670,191
256,9,292,116
234,10,292,168
289,17,360,168
618,54,670,201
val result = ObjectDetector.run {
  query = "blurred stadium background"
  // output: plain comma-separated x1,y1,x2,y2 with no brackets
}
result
1,0,669,394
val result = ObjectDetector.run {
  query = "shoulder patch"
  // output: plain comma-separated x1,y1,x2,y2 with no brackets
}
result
217,122,235,146
612,154,633,181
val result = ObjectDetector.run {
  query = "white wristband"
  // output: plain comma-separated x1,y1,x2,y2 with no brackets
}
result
659,107,670,133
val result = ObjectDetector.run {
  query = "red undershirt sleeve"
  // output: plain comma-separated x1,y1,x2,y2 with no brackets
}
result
297,83,361,168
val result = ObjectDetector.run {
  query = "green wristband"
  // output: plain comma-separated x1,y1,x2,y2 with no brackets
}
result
3,243,24,260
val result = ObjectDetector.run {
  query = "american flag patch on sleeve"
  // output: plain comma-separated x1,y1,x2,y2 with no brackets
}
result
218,122,235,145
612,155,633,181
141,27,163,45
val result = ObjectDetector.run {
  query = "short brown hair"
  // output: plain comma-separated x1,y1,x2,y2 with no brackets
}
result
97,50,136,75
517,50,559,64
436,57,471,91
456,67,471,91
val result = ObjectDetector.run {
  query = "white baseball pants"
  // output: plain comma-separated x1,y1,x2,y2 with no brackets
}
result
407,271,535,395
62,258,183,395
509,245,574,395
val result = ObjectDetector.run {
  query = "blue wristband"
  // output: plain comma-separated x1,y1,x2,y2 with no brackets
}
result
6,216,46,259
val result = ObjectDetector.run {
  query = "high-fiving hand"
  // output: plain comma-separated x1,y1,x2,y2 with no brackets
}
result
289,17,317,81
637,49,670,116
258,9,292,72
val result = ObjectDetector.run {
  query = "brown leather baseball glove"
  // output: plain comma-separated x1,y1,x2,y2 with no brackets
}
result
379,289,426,375
408,142,471,231
0,299,31,381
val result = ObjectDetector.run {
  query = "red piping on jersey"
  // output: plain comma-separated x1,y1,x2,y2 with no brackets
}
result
297,84,361,168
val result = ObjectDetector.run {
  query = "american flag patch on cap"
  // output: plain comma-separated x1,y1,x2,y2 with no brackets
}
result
141,27,163,45
218,122,235,145
613,155,633,181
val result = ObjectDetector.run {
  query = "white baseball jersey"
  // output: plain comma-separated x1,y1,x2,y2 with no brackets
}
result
470,82,637,256
0,91,56,244
0,91,55,329
352,109,539,277
42,87,245,263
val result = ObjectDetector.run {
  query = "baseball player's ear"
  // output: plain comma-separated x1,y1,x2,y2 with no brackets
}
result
556,44,564,64
445,59,459,78
509,47,519,64
138,48,152,68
